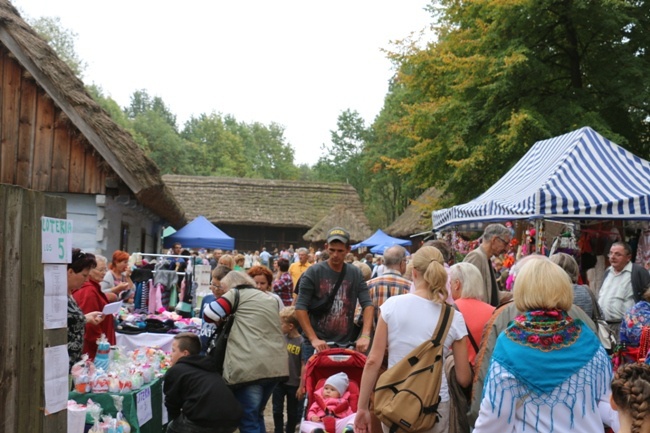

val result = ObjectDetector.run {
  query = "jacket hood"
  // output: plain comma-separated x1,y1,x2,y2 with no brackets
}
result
177,354,220,372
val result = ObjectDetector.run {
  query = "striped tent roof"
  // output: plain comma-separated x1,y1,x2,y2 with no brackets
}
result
433,127,650,230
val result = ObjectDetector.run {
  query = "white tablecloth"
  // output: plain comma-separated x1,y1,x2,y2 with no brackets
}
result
115,332,175,353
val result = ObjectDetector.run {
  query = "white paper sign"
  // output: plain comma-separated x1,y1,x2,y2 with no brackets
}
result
41,217,73,263
102,301,123,315
43,264,67,329
195,264,212,293
44,345,68,415
136,385,153,426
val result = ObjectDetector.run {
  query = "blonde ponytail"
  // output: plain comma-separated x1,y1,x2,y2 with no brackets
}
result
412,246,448,303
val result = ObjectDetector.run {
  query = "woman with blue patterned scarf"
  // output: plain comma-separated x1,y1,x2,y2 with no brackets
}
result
474,257,620,433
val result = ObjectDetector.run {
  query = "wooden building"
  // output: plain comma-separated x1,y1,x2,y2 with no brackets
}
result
163,174,371,251
0,2,186,256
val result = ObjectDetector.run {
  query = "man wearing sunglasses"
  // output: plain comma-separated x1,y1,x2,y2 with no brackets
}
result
463,223,512,307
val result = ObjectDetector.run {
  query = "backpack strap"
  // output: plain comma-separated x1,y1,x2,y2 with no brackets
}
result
432,303,454,345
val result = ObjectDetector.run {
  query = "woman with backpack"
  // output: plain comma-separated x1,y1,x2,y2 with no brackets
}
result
354,246,472,433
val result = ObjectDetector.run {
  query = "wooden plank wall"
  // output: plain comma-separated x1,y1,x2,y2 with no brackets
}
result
0,46,107,195
0,184,67,433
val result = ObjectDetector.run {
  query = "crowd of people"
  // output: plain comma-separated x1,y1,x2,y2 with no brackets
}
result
64,222,650,433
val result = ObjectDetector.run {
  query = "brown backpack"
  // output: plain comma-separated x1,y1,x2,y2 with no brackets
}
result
373,304,454,433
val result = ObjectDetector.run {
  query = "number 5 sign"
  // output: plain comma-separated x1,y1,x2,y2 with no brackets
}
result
41,217,73,263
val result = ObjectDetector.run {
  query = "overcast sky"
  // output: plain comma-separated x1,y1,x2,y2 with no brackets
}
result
11,1,433,165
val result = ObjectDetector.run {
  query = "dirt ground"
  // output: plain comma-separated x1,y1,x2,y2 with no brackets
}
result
263,400,275,432
262,398,301,433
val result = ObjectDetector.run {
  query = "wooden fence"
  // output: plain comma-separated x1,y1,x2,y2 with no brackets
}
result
0,183,67,432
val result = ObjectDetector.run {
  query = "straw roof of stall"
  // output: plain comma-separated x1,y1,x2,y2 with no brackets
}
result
303,204,372,243
0,1,186,227
384,187,441,237
162,175,370,232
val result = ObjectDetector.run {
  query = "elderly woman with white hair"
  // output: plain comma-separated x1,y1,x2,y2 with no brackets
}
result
449,262,496,367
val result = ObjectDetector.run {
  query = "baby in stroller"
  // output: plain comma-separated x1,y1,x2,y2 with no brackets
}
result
302,372,356,433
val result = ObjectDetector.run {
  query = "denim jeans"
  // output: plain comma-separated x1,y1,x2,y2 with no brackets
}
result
233,379,280,433
272,383,303,433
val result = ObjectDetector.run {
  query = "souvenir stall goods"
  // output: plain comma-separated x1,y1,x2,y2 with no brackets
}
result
67,400,87,433
69,347,169,433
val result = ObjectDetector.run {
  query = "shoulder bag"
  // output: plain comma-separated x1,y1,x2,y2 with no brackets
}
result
207,288,240,374
585,287,617,352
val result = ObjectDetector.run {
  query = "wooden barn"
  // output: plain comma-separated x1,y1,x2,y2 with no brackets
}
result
0,1,186,256
384,187,441,247
162,174,371,251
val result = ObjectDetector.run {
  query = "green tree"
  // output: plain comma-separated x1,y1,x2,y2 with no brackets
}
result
385,0,650,204
87,84,151,150
313,109,369,197
181,113,248,177
131,110,190,174
29,16,86,78
125,89,177,131
223,117,299,179
364,79,425,227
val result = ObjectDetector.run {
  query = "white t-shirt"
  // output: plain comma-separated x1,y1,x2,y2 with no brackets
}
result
380,293,467,402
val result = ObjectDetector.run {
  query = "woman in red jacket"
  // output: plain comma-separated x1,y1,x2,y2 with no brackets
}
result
73,255,116,359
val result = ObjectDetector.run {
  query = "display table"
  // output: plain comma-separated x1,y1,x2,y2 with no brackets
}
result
116,332,175,353
69,377,166,433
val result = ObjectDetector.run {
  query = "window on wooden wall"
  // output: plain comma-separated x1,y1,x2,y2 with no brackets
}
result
140,228,146,253
120,223,130,252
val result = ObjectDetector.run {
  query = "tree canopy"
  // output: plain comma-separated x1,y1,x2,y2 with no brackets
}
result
375,0,650,204
30,2,650,230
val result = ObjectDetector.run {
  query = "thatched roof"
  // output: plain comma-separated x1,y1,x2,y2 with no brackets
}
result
303,204,372,243
0,1,186,228
162,175,370,233
384,187,441,237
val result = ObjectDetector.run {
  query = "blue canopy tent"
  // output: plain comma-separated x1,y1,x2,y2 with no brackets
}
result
351,229,412,250
163,215,235,250
370,244,412,255
433,127,650,230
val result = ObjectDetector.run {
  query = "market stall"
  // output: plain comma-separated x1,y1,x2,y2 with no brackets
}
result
351,229,412,251
162,215,235,250
432,127,650,287
69,377,165,433
68,343,170,433
433,126,650,230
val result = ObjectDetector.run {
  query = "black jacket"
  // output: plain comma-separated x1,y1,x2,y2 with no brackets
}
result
163,355,242,428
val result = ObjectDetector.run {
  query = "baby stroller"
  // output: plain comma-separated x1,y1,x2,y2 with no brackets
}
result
300,347,367,433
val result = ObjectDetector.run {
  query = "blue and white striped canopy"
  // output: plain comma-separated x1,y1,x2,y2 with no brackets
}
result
433,127,650,230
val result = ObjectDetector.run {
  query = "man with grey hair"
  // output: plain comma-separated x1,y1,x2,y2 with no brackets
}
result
463,223,512,307
598,241,650,341
289,247,311,289
365,245,410,327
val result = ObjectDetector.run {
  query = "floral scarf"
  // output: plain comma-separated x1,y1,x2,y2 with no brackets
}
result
484,309,612,431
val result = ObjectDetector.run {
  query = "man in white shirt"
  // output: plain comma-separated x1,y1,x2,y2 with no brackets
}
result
598,241,650,342
370,256,385,279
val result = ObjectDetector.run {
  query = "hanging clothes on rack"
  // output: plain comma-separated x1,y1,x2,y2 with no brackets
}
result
131,268,154,312
131,252,194,313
